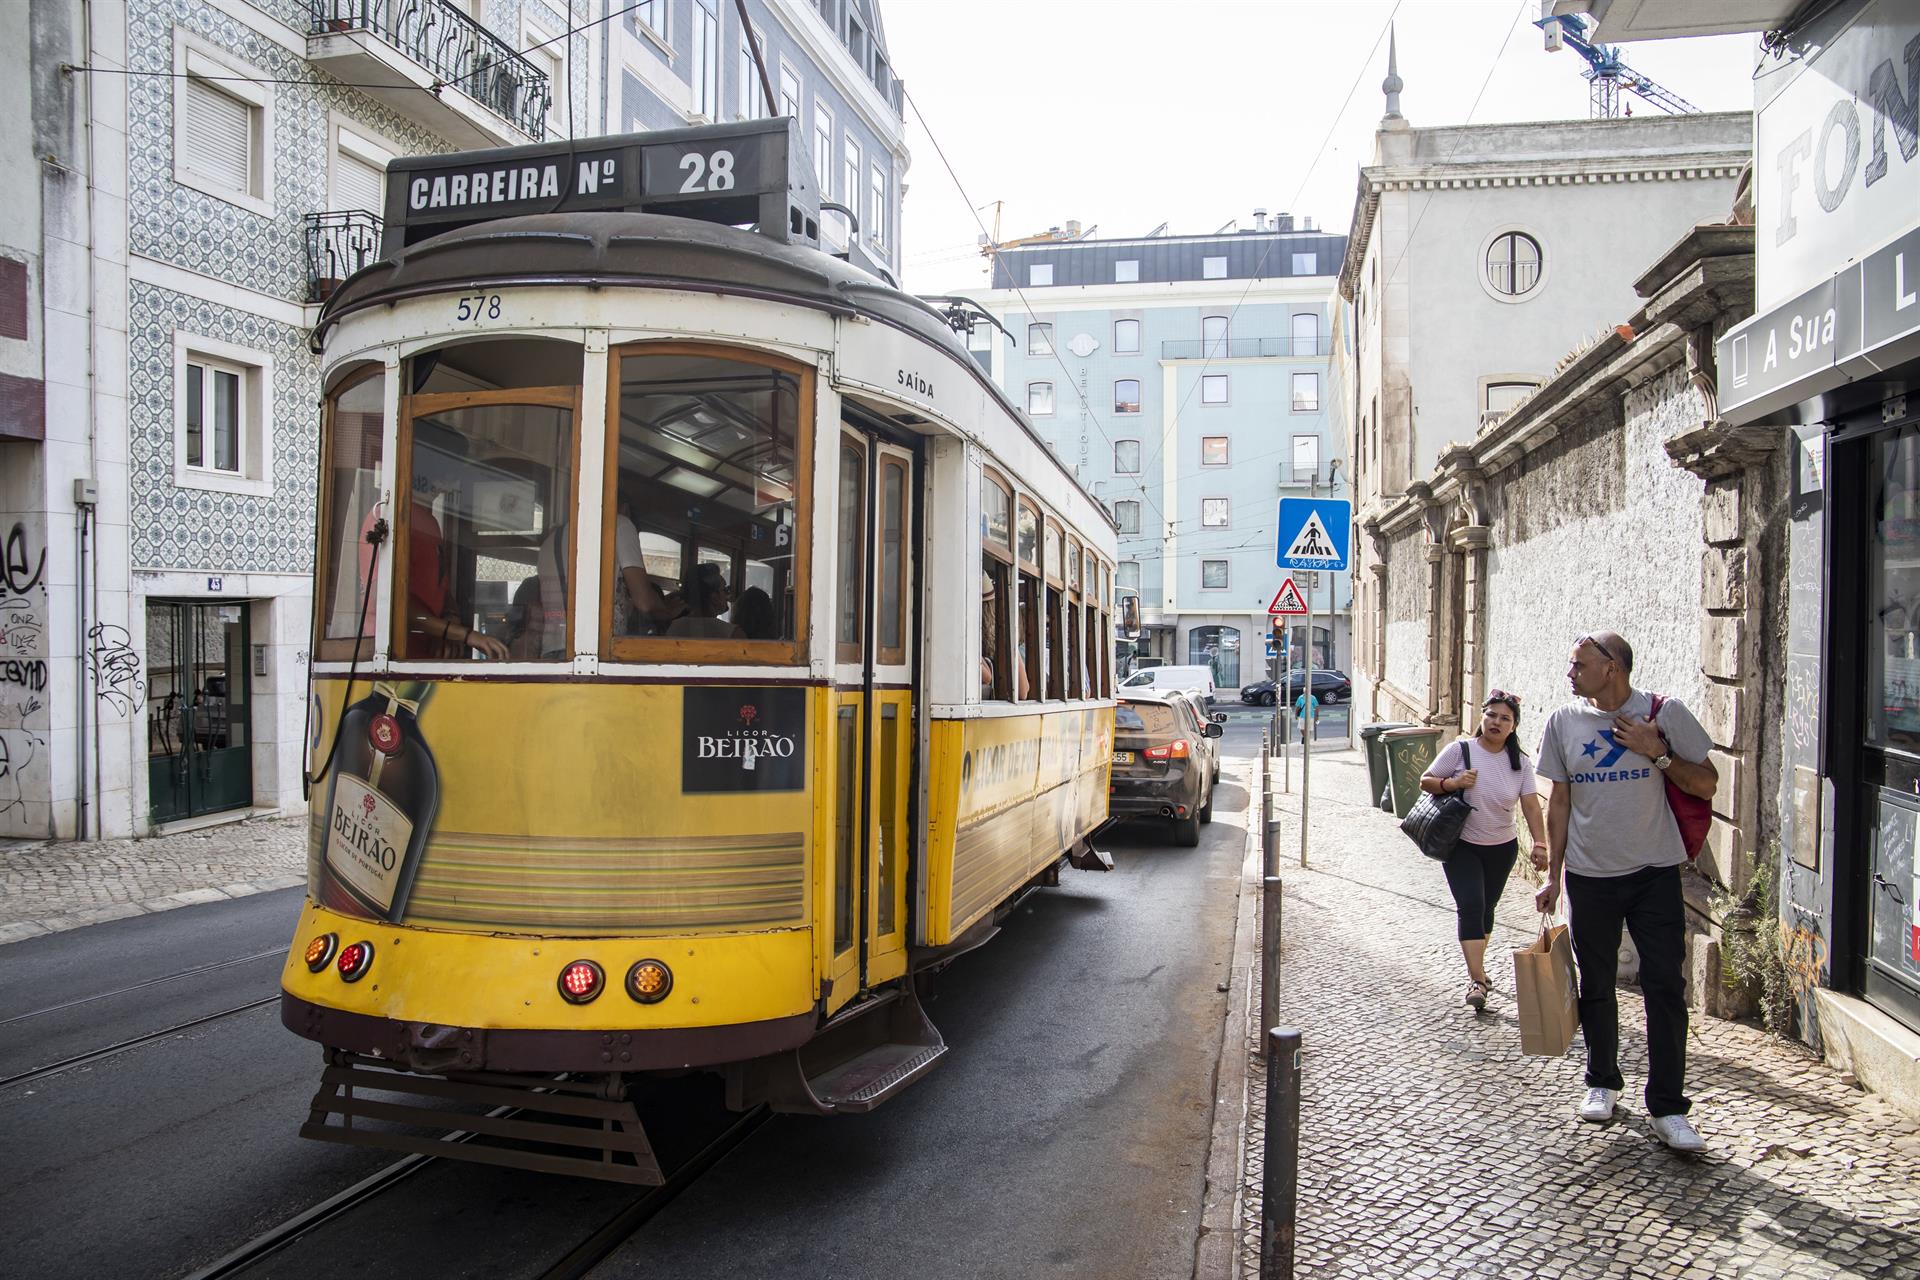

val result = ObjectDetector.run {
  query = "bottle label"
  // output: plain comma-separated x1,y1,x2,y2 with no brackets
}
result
326,773,415,916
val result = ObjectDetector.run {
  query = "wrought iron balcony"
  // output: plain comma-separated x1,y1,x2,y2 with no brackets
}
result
305,210,383,303
309,0,550,141
1160,336,1334,360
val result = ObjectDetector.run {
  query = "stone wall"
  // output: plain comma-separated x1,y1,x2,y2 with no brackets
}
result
1383,521,1429,708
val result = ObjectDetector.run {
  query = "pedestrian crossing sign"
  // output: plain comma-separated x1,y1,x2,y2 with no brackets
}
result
1267,577,1308,615
1276,497,1351,571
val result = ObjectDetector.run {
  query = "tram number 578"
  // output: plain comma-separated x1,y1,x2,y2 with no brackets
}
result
679,149,736,194
454,294,502,322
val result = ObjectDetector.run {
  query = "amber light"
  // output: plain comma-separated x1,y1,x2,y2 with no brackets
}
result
626,960,673,1005
336,940,374,983
305,933,338,973
558,960,605,1004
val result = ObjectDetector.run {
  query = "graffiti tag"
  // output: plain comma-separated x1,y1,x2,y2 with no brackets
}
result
87,623,146,715
2,524,45,596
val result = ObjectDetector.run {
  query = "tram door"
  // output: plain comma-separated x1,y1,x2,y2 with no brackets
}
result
828,426,915,1012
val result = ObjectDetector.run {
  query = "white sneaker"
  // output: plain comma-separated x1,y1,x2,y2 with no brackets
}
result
1578,1087,1620,1122
1650,1113,1705,1152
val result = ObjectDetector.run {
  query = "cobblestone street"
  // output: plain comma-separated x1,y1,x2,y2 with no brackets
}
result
0,816,306,944
1236,749,1920,1280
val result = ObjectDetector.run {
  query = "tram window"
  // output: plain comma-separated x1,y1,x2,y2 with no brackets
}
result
1015,500,1039,571
398,392,576,661
609,347,807,660
878,458,906,664
835,441,865,664
410,338,582,394
1065,596,1081,699
1018,570,1041,702
1046,584,1064,700
981,554,1013,700
317,367,384,661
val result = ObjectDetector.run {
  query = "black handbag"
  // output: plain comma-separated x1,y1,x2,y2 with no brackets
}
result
1399,740,1474,861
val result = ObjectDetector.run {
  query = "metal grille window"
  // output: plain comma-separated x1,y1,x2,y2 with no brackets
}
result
1486,232,1542,296
1114,379,1141,415
1027,382,1054,416
1292,372,1319,412
1028,323,1052,356
1201,374,1228,405
1201,498,1229,528
1114,319,1141,354
1113,439,1141,473
182,75,257,197
1113,500,1140,535
185,358,244,473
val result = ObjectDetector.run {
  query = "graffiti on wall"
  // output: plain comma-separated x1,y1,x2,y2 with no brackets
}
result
87,623,145,716
0,519,49,837
0,729,44,825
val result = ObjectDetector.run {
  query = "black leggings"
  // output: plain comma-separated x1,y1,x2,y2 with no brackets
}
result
1441,838,1520,942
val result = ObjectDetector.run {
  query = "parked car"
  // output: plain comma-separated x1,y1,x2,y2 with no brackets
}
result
1108,691,1222,847
1118,663,1217,711
1166,690,1225,784
1241,670,1350,706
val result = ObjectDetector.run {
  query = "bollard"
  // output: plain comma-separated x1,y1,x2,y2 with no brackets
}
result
1258,876,1281,1062
1261,1026,1303,1280
1262,764,1275,879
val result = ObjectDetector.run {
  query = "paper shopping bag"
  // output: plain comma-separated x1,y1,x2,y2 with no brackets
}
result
1512,918,1579,1057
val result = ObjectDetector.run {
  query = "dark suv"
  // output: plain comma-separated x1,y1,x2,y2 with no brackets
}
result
1108,692,1222,846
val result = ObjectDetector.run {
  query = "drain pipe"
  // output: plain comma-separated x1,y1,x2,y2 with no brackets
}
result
75,502,88,840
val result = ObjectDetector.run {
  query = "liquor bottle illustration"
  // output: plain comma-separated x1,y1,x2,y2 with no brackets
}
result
316,681,440,921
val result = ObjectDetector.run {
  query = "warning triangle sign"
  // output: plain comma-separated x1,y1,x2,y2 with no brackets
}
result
1268,577,1308,615
1284,511,1339,563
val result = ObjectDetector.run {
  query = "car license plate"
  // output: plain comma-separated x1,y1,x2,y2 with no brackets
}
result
1112,751,1134,765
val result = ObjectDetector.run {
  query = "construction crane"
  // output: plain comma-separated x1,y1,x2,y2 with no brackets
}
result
1538,12,1699,119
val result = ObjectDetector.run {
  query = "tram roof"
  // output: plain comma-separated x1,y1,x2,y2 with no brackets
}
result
315,212,1115,535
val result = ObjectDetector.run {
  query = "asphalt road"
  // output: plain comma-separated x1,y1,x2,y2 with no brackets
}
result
0,735,1255,1280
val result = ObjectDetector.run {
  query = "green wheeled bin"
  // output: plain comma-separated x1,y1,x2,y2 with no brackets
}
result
1382,726,1445,818
1360,722,1413,811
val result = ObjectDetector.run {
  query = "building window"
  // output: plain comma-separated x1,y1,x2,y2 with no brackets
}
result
967,319,993,352
1202,314,1228,357
1291,372,1319,412
523,35,565,138
1027,322,1053,356
1485,380,1538,414
1030,263,1053,286
1201,560,1229,590
1113,500,1141,534
1201,497,1229,528
842,135,860,226
1292,435,1320,484
1485,231,1543,297
631,0,666,40
174,36,272,215
1116,561,1141,592
1114,439,1141,473
1201,374,1228,405
779,63,801,120
690,0,720,120
1027,382,1054,415
1114,319,1141,353
175,334,272,496
1116,259,1140,283
1291,312,1319,356
1189,624,1241,686
1202,255,1227,279
813,102,834,190
1114,379,1141,414
1201,436,1228,466
1292,252,1316,275
330,123,390,215
869,163,887,250
738,30,766,120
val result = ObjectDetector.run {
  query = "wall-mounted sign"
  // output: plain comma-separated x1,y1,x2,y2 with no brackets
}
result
681,686,807,793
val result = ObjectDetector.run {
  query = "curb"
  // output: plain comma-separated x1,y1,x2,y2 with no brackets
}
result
1196,758,1262,1279
0,873,308,947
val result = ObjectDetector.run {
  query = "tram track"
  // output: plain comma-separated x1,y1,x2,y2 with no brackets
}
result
0,994,281,1089
0,947,284,1029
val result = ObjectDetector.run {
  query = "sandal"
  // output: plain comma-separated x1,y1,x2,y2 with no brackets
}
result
1465,981,1488,1011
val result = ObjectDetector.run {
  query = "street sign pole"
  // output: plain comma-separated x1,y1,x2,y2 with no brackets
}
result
1299,488,1314,871
1275,487,1348,873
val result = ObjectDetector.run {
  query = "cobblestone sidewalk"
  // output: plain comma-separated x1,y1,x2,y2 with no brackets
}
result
1236,749,1920,1280
0,816,307,945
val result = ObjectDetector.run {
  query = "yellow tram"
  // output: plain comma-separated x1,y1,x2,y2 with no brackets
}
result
279,120,1118,1181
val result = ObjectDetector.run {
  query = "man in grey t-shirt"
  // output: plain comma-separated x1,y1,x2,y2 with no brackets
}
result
1535,631,1717,1153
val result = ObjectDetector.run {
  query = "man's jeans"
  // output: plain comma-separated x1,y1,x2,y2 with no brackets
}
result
1565,864,1691,1118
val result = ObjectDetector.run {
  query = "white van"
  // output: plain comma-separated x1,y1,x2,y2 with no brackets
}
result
1118,663,1217,709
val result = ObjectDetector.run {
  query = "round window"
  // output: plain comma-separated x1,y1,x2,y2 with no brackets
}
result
1484,232,1542,298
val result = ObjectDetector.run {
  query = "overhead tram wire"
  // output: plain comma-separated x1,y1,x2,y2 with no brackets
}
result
1130,0,1403,487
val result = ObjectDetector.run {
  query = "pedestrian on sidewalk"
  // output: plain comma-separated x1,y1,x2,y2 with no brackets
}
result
1419,690,1548,1012
1534,630,1717,1153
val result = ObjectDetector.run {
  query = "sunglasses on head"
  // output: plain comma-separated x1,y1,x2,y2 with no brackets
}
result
1486,689,1521,707
1576,634,1618,663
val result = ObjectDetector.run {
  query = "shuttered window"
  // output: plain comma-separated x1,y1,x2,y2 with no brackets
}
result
331,149,383,214
182,76,255,196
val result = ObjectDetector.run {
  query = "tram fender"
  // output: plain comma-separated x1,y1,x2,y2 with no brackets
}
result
1067,837,1114,872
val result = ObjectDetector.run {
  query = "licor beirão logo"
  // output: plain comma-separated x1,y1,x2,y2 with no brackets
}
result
695,700,796,771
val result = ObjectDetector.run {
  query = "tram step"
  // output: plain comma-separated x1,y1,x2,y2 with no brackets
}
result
734,985,947,1116
810,1041,947,1111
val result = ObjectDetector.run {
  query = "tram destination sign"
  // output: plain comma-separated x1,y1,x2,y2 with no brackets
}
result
381,118,818,255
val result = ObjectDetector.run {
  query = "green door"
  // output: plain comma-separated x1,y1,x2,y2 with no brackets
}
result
146,601,252,825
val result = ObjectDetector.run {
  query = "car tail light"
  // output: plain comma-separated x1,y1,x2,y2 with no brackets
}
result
336,940,374,982
1144,739,1191,761
304,933,338,973
626,959,673,1004
558,960,605,1004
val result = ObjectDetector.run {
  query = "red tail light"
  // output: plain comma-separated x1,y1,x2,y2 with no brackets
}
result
336,941,374,983
558,959,605,1004
1144,739,1191,761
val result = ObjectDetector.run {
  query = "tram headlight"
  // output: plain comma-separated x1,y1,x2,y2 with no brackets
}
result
336,940,375,983
625,959,673,1005
304,932,338,973
558,960,605,1004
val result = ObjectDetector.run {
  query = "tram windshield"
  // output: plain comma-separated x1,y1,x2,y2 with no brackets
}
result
607,347,804,656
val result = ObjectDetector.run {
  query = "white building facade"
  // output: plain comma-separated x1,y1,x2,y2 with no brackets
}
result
962,218,1350,690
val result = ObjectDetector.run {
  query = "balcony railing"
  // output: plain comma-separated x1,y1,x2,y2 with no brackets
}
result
305,210,383,303
309,0,551,139
1160,337,1333,360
